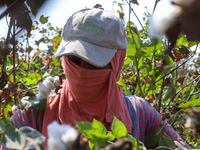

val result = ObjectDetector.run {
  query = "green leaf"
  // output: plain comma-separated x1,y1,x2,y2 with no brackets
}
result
24,73,41,85
178,99,200,108
18,96,46,112
176,35,188,47
159,132,176,149
142,38,162,54
19,127,46,150
145,124,164,148
75,118,107,139
117,78,131,95
104,132,115,141
39,15,49,24
0,118,20,147
88,139,96,150
145,124,176,149
111,116,128,139
162,84,176,102
126,25,142,57
2,126,45,150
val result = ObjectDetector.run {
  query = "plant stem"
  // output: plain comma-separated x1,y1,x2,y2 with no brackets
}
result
158,79,164,113
168,75,200,106
12,19,17,105
125,0,145,31
186,78,200,102
152,0,160,15
153,56,194,85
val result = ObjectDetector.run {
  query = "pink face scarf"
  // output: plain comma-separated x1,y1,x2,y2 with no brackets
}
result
42,49,133,149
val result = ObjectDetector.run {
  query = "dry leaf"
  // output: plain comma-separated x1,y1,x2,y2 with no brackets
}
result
156,59,166,71
163,77,172,88
93,4,102,8
176,77,185,85
130,0,139,5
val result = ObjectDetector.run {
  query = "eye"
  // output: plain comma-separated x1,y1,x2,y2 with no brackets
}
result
67,56,81,65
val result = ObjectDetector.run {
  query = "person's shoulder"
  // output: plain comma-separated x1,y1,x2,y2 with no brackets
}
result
124,94,150,105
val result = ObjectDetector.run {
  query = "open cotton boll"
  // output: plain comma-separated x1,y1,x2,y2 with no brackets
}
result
48,121,72,138
47,121,76,150
43,78,56,90
149,5,182,37
48,136,66,150
54,76,60,87
61,127,79,144
12,105,18,114
36,82,49,100
36,92,47,100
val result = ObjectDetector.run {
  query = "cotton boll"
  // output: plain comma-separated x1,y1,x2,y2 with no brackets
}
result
61,127,79,144
48,136,66,150
43,78,56,90
48,121,72,138
37,82,49,98
12,105,18,114
149,5,182,37
47,121,76,150
54,76,60,87
46,76,55,84
36,92,47,100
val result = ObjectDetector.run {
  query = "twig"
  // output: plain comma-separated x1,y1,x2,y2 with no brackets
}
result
158,79,164,113
185,78,200,102
128,19,144,97
152,0,161,14
0,96,2,117
170,108,186,126
125,0,145,31
8,61,23,77
168,75,200,106
153,56,194,85
25,137,41,150
13,19,17,105
144,39,157,97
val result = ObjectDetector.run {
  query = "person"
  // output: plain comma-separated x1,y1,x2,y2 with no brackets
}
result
10,7,189,150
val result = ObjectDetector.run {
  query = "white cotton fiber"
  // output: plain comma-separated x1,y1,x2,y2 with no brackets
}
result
54,76,60,87
48,135,66,150
61,127,78,144
149,5,182,37
12,105,18,114
47,121,79,150
36,76,60,100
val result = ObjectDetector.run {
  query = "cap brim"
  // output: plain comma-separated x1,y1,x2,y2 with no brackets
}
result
55,39,117,67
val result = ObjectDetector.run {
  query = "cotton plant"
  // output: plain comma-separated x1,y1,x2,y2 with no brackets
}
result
36,76,60,100
47,121,87,150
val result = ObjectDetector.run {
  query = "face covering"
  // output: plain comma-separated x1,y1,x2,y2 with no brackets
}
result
42,49,132,149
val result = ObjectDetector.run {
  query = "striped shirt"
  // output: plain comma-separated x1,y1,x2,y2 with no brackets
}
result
5,95,189,149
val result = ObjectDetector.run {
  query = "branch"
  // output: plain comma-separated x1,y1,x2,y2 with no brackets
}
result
168,75,200,106
153,56,194,85
124,0,145,31
152,0,161,14
0,0,25,20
